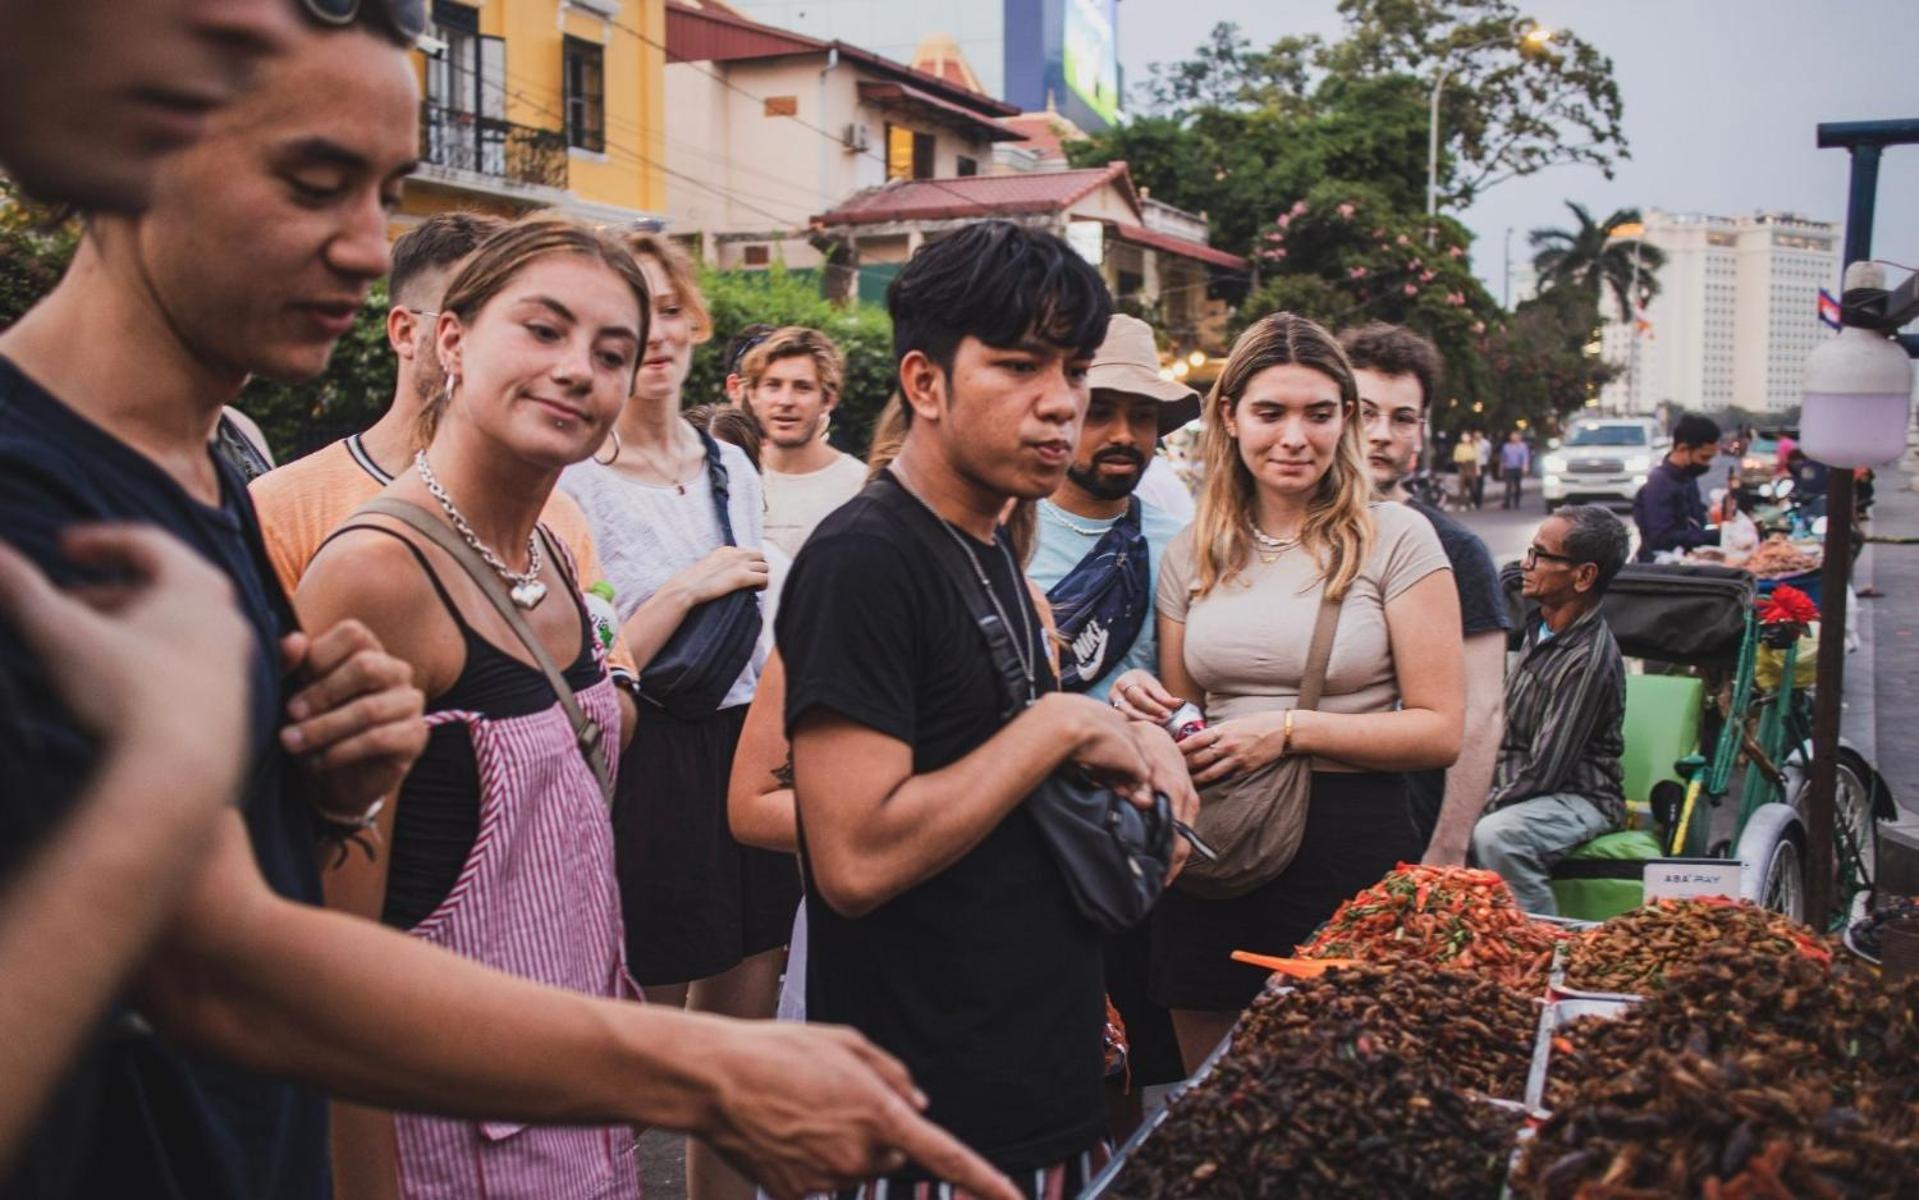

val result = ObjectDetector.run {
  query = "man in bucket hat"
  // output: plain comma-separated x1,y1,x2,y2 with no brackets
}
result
1027,314,1199,1131
1030,314,1199,699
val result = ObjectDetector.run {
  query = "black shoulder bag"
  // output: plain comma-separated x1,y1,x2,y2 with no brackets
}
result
637,428,764,719
874,475,1174,933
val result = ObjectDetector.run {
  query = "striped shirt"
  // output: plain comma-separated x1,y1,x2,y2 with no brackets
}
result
1486,605,1627,828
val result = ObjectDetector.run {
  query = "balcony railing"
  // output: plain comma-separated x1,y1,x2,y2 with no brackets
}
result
419,101,569,192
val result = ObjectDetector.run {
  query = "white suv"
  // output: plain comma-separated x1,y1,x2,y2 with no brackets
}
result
1540,419,1668,511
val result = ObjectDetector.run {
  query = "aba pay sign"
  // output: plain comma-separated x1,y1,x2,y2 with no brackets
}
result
1642,858,1741,903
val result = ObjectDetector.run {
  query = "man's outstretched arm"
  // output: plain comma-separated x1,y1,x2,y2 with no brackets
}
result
137,814,1018,1200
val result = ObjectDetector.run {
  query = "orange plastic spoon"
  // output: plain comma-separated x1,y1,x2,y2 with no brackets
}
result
1230,951,1365,978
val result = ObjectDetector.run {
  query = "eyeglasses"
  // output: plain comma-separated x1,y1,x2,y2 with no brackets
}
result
297,0,428,45
1522,544,1580,570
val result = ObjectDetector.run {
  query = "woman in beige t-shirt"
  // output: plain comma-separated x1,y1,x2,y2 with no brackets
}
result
1111,313,1463,1070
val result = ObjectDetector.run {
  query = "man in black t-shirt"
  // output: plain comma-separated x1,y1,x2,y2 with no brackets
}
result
1341,324,1512,864
779,222,1198,1198
0,17,1013,1200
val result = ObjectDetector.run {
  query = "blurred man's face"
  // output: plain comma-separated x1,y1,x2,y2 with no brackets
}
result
1355,367,1424,494
0,0,299,211
101,26,419,383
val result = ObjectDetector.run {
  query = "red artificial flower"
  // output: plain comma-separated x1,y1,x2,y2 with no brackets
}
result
1760,585,1819,626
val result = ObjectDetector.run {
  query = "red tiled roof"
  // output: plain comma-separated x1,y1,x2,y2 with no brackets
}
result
1106,221,1247,271
856,81,1024,142
815,163,1138,226
665,0,823,63
664,0,1018,118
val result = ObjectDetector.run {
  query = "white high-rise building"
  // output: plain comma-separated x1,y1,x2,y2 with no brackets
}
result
1598,209,1838,416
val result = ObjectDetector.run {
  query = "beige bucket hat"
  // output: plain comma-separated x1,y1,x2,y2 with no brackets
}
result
1087,314,1203,434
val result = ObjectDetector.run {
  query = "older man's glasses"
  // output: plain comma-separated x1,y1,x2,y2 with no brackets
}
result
1522,544,1580,570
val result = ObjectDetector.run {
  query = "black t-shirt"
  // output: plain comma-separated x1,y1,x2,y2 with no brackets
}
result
775,475,1107,1176
1405,499,1512,843
0,358,327,1200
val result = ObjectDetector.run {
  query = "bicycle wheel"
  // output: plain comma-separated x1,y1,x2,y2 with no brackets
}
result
1758,836,1805,922
1735,804,1805,923
1830,757,1879,913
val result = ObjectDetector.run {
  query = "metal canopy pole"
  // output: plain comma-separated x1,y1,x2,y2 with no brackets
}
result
1805,118,1919,926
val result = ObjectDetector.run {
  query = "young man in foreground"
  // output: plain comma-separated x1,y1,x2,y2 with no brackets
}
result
0,18,1008,1200
779,222,1197,1197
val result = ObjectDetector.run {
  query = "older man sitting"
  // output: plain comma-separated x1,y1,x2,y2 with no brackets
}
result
1471,505,1631,914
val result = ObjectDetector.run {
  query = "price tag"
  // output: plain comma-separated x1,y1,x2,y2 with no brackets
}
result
1642,858,1740,902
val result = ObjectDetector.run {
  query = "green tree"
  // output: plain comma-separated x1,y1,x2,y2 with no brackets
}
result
1528,201,1665,320
0,175,79,330
1469,287,1617,434
1239,180,1496,362
688,264,894,454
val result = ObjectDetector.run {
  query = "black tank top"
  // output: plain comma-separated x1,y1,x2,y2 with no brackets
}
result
326,524,602,930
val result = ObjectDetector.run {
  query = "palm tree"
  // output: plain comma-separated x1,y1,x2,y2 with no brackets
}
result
1529,201,1665,320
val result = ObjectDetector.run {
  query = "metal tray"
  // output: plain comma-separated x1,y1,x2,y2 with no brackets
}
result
1545,939,1648,1005
1522,997,1637,1119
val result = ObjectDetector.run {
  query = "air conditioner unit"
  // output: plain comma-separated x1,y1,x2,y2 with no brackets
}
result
841,123,870,153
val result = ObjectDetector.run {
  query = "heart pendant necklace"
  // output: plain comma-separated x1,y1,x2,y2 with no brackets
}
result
415,451,548,609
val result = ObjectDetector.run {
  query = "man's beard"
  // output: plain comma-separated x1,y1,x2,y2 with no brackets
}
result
1369,450,1412,499
767,413,823,449
1066,446,1146,501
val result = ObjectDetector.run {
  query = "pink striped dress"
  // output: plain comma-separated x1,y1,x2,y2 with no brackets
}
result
352,526,644,1199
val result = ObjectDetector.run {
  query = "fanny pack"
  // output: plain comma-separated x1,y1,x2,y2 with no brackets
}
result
637,428,763,719
1045,498,1151,693
877,475,1174,932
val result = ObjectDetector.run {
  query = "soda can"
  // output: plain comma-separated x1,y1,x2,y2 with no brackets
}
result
1163,702,1206,742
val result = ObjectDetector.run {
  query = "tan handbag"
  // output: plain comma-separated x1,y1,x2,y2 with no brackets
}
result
1175,590,1343,899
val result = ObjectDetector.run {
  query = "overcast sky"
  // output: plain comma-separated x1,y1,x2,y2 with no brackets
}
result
1117,0,1919,302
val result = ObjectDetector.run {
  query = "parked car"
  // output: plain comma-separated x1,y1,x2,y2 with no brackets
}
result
1540,418,1668,511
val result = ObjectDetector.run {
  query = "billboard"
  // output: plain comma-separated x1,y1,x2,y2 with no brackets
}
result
1061,0,1120,126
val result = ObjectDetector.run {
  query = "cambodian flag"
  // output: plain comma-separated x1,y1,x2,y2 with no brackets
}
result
1817,288,1843,330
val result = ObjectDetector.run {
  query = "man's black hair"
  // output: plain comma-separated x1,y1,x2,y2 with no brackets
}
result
1671,413,1721,450
1558,504,1631,595
725,323,777,376
1338,322,1443,411
886,220,1112,385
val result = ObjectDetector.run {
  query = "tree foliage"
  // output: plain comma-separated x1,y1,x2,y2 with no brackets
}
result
1529,200,1665,320
0,175,79,331
687,264,894,455
1075,2,1626,259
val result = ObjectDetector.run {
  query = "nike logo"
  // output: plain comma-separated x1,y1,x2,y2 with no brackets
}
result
1071,621,1110,678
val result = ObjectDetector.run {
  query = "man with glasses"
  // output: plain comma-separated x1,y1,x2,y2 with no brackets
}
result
1470,505,1630,915
1342,323,1510,867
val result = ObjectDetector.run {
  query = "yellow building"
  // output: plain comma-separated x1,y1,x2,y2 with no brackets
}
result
399,0,667,229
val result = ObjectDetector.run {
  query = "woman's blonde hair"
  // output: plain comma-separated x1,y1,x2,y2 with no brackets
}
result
1192,312,1375,601
622,231,713,345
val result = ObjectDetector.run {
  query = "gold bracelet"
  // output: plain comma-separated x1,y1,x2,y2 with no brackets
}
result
1281,708,1296,757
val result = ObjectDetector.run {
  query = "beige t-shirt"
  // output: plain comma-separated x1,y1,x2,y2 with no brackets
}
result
1157,502,1450,769
761,451,869,557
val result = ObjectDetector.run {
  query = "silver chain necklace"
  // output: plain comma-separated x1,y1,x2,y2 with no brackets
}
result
1041,501,1115,538
413,451,548,609
894,473,1036,700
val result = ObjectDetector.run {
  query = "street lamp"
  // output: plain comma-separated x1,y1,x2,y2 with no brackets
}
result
1427,25,1555,244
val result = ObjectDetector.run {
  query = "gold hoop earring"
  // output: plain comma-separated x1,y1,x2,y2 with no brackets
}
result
594,428,622,466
